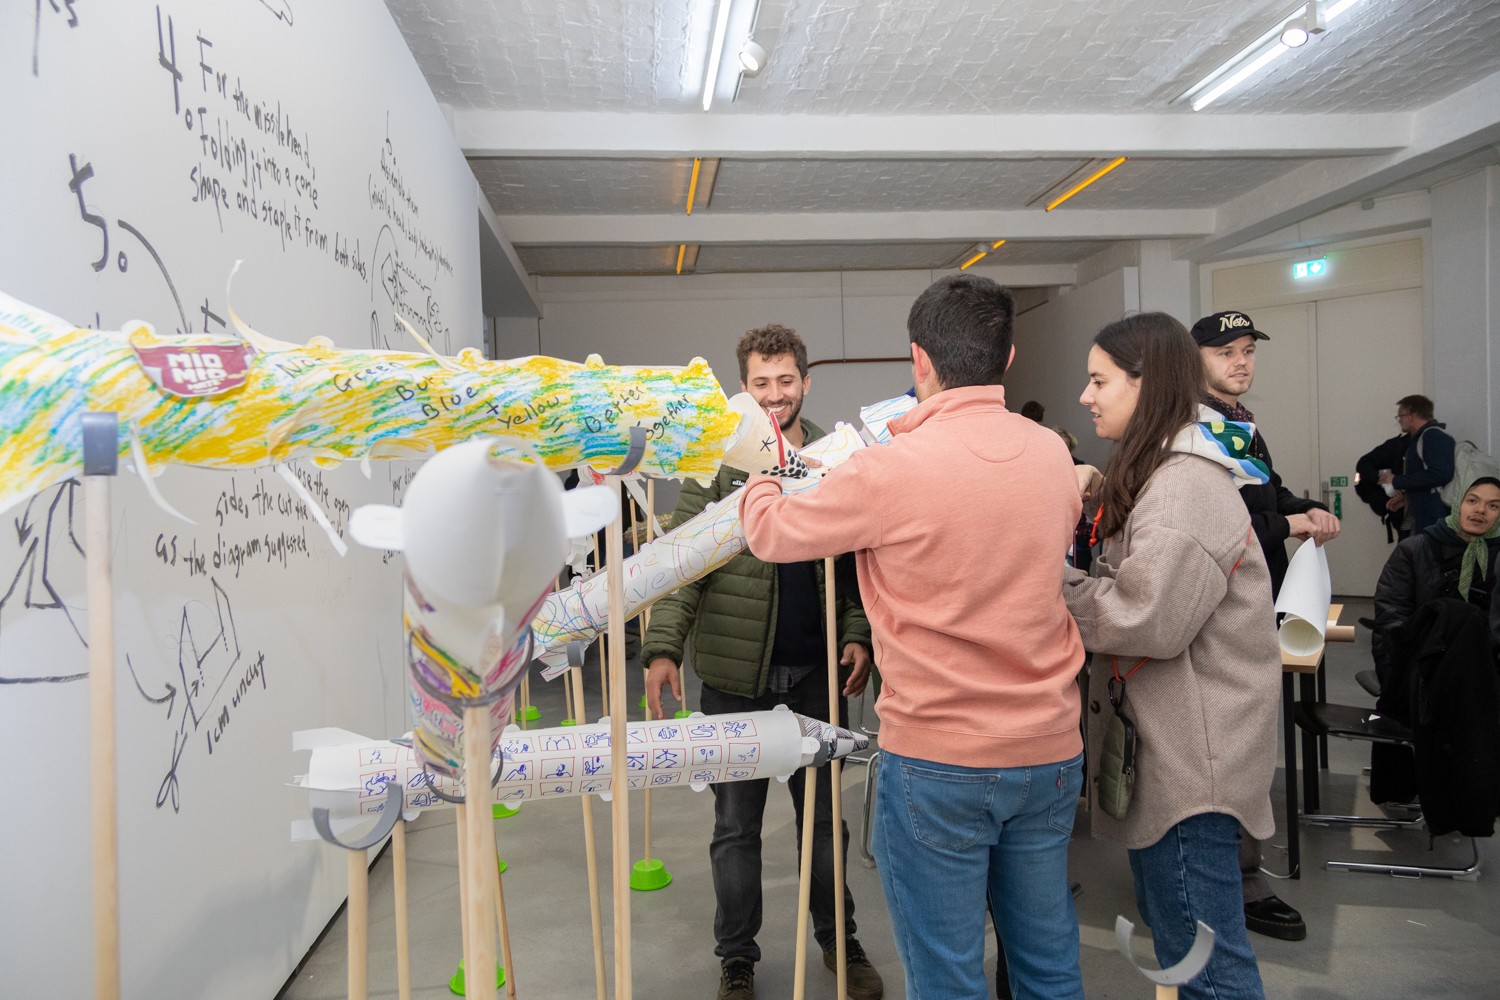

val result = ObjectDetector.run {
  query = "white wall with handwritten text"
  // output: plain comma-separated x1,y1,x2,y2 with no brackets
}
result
1,4,479,997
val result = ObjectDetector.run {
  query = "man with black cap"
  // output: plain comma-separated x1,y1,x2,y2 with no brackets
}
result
1192,309,1341,943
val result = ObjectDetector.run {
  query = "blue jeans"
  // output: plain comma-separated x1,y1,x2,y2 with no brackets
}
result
872,749,1085,1000
699,674,855,962
1128,812,1266,1000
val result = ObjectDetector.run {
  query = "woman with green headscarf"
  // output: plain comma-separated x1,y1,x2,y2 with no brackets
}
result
1372,474,1500,688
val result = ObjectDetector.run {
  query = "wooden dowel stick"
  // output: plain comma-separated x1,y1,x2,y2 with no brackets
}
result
493,849,518,1000
593,536,609,717
520,674,532,730
606,476,633,999
824,557,847,1000
565,663,576,723
347,848,369,1000
629,496,654,861
642,774,653,862
572,666,608,1000
791,770,818,1000
85,469,120,1000
455,803,471,967
462,707,498,1000
393,819,412,1000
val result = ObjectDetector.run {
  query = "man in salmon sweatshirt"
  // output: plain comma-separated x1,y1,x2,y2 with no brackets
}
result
740,273,1087,1000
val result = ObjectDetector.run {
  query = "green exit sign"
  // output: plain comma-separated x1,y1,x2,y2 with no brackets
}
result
1330,476,1349,487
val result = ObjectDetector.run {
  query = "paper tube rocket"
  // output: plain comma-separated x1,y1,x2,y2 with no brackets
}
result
291,707,869,837
530,423,867,676
0,289,747,517
350,438,618,777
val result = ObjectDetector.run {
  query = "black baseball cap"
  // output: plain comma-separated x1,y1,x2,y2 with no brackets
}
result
1191,311,1270,348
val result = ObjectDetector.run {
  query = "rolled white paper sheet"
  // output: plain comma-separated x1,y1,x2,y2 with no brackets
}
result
859,392,918,444
290,707,869,837
722,392,811,477
529,424,866,676
1274,539,1332,656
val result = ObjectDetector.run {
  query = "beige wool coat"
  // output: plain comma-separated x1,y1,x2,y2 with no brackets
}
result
1063,452,1282,849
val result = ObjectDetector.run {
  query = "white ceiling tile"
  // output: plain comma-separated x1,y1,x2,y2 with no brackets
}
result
387,0,1500,278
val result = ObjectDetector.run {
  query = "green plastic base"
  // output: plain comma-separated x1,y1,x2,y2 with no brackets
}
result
629,858,673,892
516,704,541,722
673,709,692,719
560,718,578,727
449,959,505,995
495,853,508,874
492,802,522,820
638,694,647,709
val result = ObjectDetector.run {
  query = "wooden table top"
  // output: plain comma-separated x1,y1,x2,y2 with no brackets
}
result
1282,602,1346,673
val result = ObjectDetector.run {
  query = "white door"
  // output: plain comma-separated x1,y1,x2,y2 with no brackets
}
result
1240,303,1318,517
1314,289,1425,596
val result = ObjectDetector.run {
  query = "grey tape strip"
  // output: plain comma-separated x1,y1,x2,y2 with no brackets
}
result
81,412,120,477
310,782,402,851
603,425,648,477
1114,915,1215,985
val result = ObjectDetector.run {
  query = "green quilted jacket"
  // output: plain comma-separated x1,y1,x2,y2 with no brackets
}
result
639,417,873,698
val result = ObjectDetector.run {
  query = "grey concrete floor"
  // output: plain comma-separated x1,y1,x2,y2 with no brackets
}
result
280,600,1500,999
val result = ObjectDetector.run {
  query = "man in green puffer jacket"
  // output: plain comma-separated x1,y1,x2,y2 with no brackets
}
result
641,323,881,1000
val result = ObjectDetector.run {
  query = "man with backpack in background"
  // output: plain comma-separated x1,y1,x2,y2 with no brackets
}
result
1379,395,1455,536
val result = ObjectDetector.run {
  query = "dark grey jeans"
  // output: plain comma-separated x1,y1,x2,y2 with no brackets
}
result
699,670,856,962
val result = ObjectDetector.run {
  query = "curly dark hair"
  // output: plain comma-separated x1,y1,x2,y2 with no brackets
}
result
736,323,808,382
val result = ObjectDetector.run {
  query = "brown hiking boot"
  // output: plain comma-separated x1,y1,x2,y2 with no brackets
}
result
716,957,755,1000
823,938,884,1000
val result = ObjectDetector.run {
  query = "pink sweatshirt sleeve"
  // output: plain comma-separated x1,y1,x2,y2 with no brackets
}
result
740,461,885,562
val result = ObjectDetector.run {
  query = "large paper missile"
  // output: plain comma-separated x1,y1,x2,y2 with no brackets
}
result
0,289,751,518
291,707,868,837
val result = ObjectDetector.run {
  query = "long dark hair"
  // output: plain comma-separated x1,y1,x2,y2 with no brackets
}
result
1094,313,1205,539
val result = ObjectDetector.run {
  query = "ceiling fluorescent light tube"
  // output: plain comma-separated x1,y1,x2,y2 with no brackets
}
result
1190,43,1289,111
1323,0,1362,22
1045,157,1127,211
1180,0,1360,111
960,251,988,270
701,0,734,111
990,239,1007,250
676,244,687,274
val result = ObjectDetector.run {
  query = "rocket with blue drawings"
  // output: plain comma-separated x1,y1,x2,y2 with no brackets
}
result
290,705,868,839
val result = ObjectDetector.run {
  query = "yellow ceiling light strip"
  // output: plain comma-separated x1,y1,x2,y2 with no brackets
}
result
676,244,687,274
959,240,1006,270
1044,156,1127,211
685,157,702,215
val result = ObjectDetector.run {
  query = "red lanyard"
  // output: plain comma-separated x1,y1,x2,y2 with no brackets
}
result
1112,655,1149,683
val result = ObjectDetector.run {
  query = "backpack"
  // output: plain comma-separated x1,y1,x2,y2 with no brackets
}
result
1355,433,1409,541
1431,437,1500,508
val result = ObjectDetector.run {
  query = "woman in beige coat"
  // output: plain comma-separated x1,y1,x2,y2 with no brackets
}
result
1065,312,1281,1000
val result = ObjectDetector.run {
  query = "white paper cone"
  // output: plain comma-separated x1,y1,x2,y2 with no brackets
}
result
1273,539,1332,655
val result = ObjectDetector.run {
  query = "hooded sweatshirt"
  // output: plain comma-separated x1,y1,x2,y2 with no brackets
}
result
740,384,1085,769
